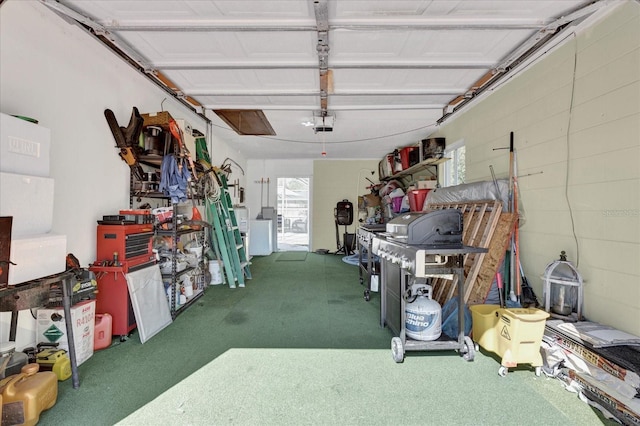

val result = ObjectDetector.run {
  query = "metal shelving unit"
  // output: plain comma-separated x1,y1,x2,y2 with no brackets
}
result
156,205,206,319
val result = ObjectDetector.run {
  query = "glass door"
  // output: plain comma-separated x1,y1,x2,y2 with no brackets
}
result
276,177,309,251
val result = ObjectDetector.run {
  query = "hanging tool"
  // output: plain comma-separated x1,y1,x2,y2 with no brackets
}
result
104,107,145,180
512,138,521,303
489,165,500,199
260,178,264,209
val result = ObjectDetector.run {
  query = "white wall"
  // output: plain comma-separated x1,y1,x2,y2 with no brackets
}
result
312,159,379,252
0,0,243,347
433,1,640,335
246,159,314,222
0,0,245,267
246,158,379,252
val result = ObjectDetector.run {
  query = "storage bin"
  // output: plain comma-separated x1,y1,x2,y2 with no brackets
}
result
408,189,430,212
420,137,446,161
399,146,419,170
470,304,549,375
392,197,403,213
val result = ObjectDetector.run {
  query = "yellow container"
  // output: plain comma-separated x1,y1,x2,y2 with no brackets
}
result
470,304,549,373
0,364,58,426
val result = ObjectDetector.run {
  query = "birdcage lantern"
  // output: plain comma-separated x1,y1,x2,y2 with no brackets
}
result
542,251,584,321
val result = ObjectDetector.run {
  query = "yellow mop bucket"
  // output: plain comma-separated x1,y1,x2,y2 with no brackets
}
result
470,304,549,376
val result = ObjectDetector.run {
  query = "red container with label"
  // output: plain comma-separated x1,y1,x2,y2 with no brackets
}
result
408,189,431,212
93,313,112,351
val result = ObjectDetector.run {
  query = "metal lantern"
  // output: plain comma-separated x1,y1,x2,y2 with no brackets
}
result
542,251,584,321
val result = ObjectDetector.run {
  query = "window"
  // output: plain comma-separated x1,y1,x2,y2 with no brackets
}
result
443,140,465,187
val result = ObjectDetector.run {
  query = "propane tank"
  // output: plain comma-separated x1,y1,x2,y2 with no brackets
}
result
405,284,441,341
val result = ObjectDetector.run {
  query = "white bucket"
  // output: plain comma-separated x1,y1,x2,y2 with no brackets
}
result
209,260,223,285
405,284,442,341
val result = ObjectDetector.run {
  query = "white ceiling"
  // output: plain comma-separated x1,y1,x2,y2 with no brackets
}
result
44,0,598,160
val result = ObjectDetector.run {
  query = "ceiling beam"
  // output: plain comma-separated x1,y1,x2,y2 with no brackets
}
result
200,104,446,111
154,62,493,70
313,0,330,115
100,20,548,32
184,90,464,97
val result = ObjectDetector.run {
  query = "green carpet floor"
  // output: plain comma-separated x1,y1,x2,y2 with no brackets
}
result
37,253,611,425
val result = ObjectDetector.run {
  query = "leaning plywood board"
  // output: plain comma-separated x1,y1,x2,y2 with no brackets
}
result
426,201,502,305
467,212,517,305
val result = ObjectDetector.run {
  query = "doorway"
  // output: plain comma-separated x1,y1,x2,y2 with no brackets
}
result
276,177,310,251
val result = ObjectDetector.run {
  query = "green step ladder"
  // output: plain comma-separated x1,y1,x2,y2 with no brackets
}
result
205,171,251,288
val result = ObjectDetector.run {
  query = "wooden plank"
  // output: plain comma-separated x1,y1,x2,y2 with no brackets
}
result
463,202,502,302
467,212,517,305
426,200,504,305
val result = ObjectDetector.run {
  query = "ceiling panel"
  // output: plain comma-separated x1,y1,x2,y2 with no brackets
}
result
330,28,534,62
165,69,319,93
46,0,598,159
67,0,314,24
116,31,318,64
193,95,319,110
332,68,485,91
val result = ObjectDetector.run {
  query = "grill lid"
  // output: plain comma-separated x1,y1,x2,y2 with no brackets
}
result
386,209,463,247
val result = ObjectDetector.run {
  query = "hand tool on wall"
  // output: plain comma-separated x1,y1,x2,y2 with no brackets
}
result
104,107,144,180
511,135,521,303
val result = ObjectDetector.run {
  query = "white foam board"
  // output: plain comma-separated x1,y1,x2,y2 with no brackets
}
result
0,310,37,352
0,172,54,236
0,113,51,177
8,233,67,285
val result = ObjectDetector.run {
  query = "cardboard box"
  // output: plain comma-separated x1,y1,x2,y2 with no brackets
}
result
417,180,438,190
141,111,174,130
363,194,381,207
36,300,95,365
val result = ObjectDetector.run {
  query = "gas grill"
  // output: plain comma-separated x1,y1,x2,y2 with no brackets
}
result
357,224,386,301
372,209,487,363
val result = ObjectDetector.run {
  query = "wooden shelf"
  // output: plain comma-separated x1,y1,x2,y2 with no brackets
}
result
382,157,449,181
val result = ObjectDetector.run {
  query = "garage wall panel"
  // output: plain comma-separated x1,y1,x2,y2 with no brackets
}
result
435,1,640,335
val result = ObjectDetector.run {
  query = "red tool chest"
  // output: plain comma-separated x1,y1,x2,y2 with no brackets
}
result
96,223,155,267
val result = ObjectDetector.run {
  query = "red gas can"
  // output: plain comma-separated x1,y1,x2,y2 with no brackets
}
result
94,313,113,350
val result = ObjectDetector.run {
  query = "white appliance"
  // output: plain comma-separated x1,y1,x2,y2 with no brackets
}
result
260,207,278,252
249,219,272,256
